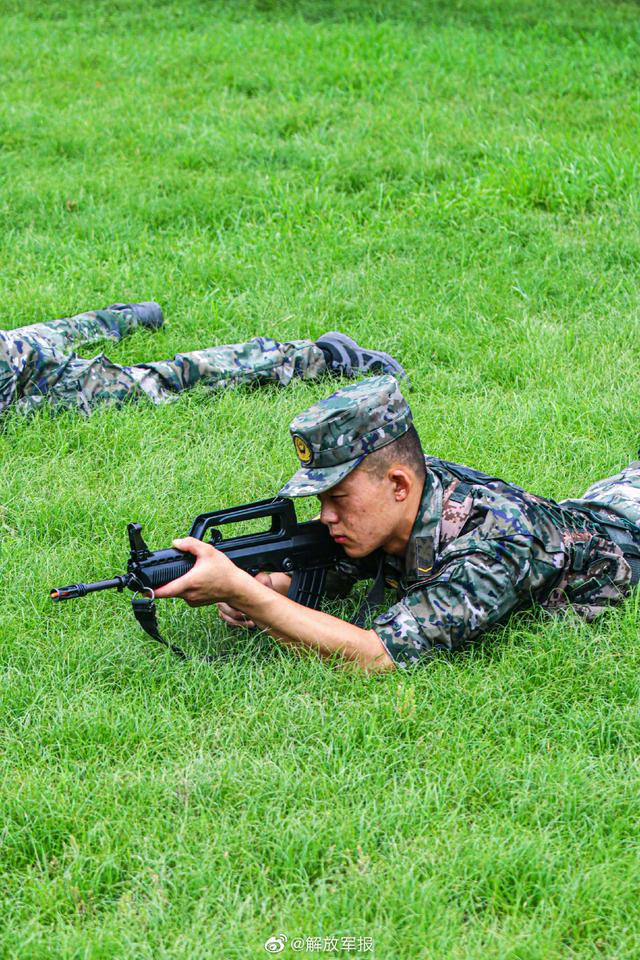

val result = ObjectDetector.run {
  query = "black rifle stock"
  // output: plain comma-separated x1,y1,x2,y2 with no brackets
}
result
50,497,345,659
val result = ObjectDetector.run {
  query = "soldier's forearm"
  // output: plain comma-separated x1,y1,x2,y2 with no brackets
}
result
228,574,395,672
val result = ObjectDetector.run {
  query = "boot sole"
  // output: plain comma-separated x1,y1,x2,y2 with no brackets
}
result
320,331,407,379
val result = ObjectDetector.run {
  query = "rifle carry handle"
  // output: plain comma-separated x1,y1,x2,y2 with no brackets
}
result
189,497,297,544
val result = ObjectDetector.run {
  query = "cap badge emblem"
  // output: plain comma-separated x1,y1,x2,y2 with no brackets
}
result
293,434,313,465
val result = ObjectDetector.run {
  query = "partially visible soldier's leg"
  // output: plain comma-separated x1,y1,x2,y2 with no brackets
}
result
130,337,327,402
2,303,165,412
14,353,150,417
561,461,640,526
9,329,406,418
13,336,326,417
8,306,146,352
2,305,160,402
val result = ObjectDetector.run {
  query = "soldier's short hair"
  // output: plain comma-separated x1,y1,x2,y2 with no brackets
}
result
361,425,426,480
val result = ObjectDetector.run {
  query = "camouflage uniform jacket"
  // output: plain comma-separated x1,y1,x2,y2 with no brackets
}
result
0,338,16,413
364,457,639,668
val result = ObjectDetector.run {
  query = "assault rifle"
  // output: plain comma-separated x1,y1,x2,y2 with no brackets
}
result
50,497,346,661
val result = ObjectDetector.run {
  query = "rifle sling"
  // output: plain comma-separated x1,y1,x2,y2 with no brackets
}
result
131,594,215,664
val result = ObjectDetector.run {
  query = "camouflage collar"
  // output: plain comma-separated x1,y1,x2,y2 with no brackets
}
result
402,468,443,585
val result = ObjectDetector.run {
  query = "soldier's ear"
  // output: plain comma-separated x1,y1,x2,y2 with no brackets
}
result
388,467,412,502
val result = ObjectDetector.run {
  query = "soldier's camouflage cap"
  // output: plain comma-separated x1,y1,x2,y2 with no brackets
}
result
279,374,413,498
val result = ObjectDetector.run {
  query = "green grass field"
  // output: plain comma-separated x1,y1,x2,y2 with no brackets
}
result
2,1,640,956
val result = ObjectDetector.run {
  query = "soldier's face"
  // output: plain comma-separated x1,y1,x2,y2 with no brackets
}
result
317,465,408,557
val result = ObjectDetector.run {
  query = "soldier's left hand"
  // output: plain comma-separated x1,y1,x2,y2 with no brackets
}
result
154,536,241,607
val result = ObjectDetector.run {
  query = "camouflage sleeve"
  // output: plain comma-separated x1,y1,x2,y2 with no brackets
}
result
373,540,531,668
0,341,16,414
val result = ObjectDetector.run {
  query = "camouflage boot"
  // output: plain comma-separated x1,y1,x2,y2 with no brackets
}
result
106,301,164,331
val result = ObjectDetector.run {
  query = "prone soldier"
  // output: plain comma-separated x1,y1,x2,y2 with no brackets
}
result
0,301,405,417
153,375,640,672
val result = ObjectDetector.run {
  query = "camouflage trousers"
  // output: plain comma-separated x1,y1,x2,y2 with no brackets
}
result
0,307,327,417
562,460,640,528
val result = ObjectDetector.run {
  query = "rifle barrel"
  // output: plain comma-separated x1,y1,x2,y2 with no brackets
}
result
50,575,130,601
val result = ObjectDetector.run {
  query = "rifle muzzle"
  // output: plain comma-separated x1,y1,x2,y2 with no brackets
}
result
50,575,130,601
